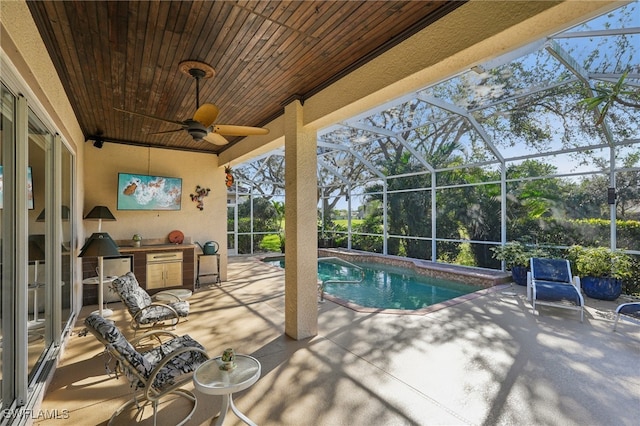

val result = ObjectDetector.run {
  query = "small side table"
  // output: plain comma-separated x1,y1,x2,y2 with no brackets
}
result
196,253,221,287
193,354,261,426
82,276,118,316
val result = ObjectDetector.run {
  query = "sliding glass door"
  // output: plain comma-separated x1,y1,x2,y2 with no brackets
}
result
27,111,51,381
0,81,77,413
1,83,16,407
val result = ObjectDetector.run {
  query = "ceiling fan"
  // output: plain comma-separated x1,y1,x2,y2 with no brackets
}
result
115,60,269,145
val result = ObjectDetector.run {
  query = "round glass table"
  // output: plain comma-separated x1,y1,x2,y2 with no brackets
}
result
193,354,261,426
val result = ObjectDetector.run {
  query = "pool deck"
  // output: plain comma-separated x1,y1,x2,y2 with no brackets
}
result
37,255,640,425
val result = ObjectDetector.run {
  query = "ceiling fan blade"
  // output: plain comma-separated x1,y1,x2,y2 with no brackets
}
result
212,124,269,136
193,103,219,127
114,108,185,127
203,132,229,146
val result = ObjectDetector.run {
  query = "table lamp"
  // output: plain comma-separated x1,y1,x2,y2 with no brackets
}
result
79,232,120,316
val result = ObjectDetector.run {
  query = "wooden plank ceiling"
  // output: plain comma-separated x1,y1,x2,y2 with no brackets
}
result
27,1,462,154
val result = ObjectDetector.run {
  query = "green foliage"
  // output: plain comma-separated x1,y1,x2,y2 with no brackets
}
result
455,242,476,266
567,245,633,280
580,71,640,125
333,219,364,227
490,242,549,269
350,215,383,252
272,200,285,249
623,259,640,296
260,234,281,252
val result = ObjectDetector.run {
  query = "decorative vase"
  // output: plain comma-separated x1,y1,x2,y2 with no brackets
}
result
581,276,622,301
511,266,528,286
133,240,141,248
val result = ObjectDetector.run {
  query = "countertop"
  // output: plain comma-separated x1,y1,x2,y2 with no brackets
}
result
118,243,196,253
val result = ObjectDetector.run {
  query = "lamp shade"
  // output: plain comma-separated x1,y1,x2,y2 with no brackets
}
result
78,233,120,258
36,205,71,222
84,206,116,221
28,236,46,261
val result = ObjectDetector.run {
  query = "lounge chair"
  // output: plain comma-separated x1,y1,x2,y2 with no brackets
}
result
527,257,584,322
111,272,189,333
84,313,209,425
613,302,640,331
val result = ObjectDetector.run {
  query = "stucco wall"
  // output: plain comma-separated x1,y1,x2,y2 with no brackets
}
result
83,143,227,279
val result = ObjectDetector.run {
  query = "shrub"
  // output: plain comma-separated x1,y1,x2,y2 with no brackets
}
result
567,245,633,281
490,242,549,270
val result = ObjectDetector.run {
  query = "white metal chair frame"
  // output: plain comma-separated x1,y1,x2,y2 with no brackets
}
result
84,313,209,425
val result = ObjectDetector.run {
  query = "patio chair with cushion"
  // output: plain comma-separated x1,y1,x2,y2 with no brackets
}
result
111,272,189,333
613,302,640,331
527,257,584,322
84,313,209,426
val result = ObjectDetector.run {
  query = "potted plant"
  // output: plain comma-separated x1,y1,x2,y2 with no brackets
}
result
568,245,633,300
132,233,142,248
491,242,548,286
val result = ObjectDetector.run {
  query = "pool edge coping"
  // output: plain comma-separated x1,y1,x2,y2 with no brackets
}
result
321,283,513,315
255,250,515,315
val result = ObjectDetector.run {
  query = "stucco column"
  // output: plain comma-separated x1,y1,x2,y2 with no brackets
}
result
284,99,318,340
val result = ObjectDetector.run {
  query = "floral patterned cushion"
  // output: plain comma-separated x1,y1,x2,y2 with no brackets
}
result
143,335,208,390
111,272,152,316
85,313,207,391
84,313,152,387
111,272,189,324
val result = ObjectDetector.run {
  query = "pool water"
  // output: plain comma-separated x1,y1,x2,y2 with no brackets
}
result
263,257,479,310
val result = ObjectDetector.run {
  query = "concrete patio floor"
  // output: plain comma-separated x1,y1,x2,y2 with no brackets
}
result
36,255,640,425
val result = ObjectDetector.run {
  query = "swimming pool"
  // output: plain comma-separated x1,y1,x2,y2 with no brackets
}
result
263,256,481,311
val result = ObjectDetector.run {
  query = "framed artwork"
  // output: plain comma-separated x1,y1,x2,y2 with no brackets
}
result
117,173,182,211
0,166,34,209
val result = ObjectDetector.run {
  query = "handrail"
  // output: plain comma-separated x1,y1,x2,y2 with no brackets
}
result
318,257,364,302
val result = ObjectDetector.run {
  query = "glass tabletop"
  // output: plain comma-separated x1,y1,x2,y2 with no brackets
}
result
193,354,261,395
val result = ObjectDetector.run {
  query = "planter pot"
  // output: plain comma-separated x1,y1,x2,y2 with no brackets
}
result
581,276,622,301
511,266,528,286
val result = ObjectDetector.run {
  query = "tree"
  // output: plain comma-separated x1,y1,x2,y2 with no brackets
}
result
581,71,640,125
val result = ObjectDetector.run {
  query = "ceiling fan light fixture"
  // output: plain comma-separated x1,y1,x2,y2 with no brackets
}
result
190,128,208,141
184,119,209,141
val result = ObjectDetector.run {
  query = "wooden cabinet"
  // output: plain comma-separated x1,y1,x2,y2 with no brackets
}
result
118,244,196,293
83,245,196,305
146,252,183,289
